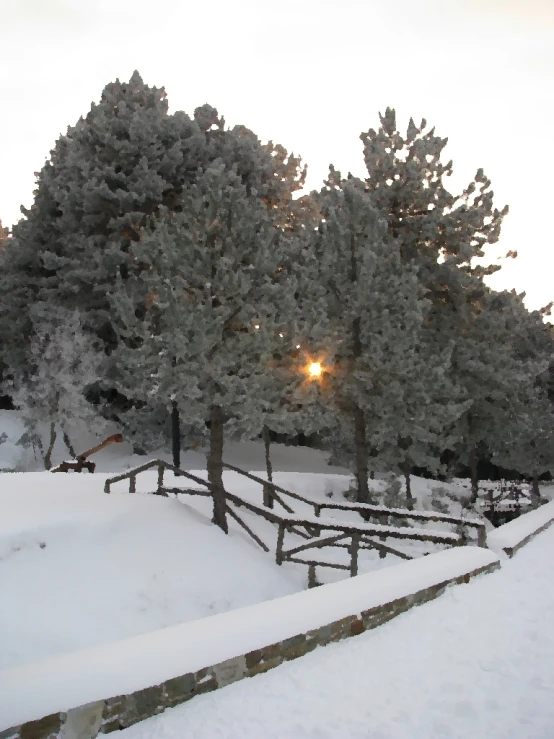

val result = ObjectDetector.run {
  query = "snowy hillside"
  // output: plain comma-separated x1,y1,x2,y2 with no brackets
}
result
2,409,552,679
0,475,309,671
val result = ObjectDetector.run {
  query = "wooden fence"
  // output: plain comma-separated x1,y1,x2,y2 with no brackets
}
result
104,460,485,586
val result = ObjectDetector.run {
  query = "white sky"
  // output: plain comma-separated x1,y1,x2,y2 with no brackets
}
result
1,0,553,309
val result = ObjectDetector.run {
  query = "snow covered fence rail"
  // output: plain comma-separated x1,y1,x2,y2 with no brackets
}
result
487,500,554,557
103,459,209,496
275,512,463,582
104,461,469,583
314,500,487,547
222,462,487,546
0,547,500,738
103,461,481,586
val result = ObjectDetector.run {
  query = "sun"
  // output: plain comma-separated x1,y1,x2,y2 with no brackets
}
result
307,361,323,378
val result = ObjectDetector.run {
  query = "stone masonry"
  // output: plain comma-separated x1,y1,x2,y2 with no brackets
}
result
1,559,499,739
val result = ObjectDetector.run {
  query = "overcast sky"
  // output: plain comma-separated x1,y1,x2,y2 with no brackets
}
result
1,0,553,309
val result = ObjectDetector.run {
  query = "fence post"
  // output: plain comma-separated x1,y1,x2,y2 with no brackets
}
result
104,480,110,494
308,564,318,589
130,475,136,494
157,464,164,492
263,483,274,509
477,524,487,549
276,523,285,565
350,534,360,577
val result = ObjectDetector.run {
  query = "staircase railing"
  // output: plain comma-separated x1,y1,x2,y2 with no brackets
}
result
222,462,486,547
103,460,481,586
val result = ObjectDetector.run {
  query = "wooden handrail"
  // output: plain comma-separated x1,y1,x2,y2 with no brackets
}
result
104,460,213,495
315,499,483,527
103,460,480,586
221,462,484,543
222,462,314,509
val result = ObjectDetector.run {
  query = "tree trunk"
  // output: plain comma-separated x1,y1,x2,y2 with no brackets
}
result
171,400,181,469
44,391,60,471
403,462,413,510
353,406,371,503
531,472,541,507
44,420,57,471
62,428,76,458
262,424,274,508
469,446,479,504
207,404,228,533
32,435,43,463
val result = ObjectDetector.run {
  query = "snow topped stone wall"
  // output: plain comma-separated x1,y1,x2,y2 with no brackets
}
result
0,547,499,739
487,500,554,557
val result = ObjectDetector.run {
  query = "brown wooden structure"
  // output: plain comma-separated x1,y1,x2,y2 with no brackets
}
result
52,434,124,473
104,459,487,586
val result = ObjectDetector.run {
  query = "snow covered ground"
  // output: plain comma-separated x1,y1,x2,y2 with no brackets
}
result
2,408,553,737
0,464,462,672
0,474,307,671
0,410,350,474
121,526,554,739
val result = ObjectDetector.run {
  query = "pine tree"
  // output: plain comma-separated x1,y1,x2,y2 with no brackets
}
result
360,109,510,372
360,108,508,278
0,219,8,248
4,77,308,448
359,111,521,497
11,309,106,470
301,174,429,503
374,343,469,507
447,289,549,502
490,298,554,500
0,232,40,387
9,72,204,349
494,389,554,503
110,166,292,531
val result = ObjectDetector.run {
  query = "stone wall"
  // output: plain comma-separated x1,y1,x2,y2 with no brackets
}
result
0,559,499,739
501,517,554,557
487,499,554,557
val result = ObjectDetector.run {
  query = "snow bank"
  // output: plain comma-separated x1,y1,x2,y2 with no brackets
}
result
487,500,554,555
0,546,498,729
0,476,306,671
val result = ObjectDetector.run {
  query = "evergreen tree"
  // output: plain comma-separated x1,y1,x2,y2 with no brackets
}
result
110,166,292,531
8,72,204,350
374,343,469,506
360,109,510,365
301,174,429,503
490,298,554,500
0,219,8,248
0,231,40,387
447,289,549,501
11,309,106,470
360,108,508,278
2,75,307,451
494,389,554,503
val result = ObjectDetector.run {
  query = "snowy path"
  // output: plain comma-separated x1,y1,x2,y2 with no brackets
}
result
123,528,554,739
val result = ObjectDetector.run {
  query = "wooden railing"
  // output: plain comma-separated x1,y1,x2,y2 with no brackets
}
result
313,500,487,548
103,460,483,586
275,512,462,585
104,459,208,495
222,462,486,548
479,480,536,526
